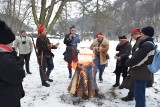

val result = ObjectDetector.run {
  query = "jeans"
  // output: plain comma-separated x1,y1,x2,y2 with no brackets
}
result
134,80,147,107
45,58,54,77
93,56,105,79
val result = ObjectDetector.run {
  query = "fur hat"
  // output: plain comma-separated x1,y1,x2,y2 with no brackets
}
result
131,28,141,36
141,26,154,37
38,25,45,34
118,35,127,40
0,20,15,44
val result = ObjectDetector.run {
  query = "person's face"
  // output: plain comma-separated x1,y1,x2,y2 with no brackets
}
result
97,35,103,42
131,34,141,40
119,39,127,44
70,28,76,34
41,28,47,36
140,33,147,40
21,32,27,36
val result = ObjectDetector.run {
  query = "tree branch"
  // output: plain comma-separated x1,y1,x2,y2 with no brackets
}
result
44,0,56,27
47,0,67,33
31,0,39,27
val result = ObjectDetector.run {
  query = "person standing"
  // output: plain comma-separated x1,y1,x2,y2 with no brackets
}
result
63,25,80,78
14,30,33,74
113,35,132,87
121,28,141,101
36,25,59,87
0,20,25,107
125,26,155,107
90,32,109,82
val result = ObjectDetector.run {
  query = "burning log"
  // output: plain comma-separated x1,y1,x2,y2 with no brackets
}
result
68,48,99,99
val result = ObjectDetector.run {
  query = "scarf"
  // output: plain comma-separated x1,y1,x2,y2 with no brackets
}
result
0,44,13,52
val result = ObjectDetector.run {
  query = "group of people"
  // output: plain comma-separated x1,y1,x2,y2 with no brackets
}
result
0,19,156,107
112,26,155,107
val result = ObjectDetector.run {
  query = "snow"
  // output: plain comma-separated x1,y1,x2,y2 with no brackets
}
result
21,39,160,107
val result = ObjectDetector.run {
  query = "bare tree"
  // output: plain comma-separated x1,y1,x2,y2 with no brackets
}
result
31,0,79,33
0,0,32,33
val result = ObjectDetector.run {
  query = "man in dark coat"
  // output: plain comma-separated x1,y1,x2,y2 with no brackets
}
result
63,25,80,78
125,26,155,107
0,20,25,107
36,25,59,87
113,35,132,87
121,28,154,102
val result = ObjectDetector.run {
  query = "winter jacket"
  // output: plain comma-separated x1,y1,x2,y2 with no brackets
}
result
0,51,25,107
125,37,155,81
36,36,57,58
63,33,80,62
115,41,132,66
14,35,33,54
90,37,109,65
132,36,141,55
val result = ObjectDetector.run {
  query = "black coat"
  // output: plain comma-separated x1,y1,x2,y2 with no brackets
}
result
63,33,80,62
0,51,25,107
36,36,57,58
115,42,132,66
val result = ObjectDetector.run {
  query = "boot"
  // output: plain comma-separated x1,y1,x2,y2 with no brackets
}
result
68,68,72,78
99,70,103,82
119,77,126,89
48,78,53,82
121,95,134,101
42,81,50,87
113,76,120,87
46,70,53,82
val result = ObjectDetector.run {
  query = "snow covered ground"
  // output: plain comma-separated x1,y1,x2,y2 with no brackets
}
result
21,39,160,107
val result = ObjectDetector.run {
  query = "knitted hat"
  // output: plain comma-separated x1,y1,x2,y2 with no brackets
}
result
96,32,104,38
118,35,127,40
38,25,45,34
0,20,15,44
131,28,141,36
141,26,154,37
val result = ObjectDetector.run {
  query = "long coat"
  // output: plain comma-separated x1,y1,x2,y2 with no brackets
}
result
90,37,109,65
36,36,57,58
63,33,80,62
0,51,25,107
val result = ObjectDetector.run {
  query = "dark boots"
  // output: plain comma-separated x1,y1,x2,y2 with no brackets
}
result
121,94,134,101
119,77,126,89
40,69,50,87
42,81,50,87
46,70,53,82
121,89,134,101
68,68,72,78
113,75,120,87
99,70,103,82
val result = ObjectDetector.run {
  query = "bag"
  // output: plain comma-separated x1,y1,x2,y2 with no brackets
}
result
146,41,160,73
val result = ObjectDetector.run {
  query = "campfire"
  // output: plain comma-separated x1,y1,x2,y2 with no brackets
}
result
68,47,99,99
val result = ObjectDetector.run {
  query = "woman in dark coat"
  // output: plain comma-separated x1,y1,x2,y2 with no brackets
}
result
113,35,132,88
63,25,80,78
0,20,25,107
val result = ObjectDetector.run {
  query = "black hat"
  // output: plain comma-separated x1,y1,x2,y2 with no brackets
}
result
118,35,127,40
141,26,154,37
0,20,15,44
70,25,75,30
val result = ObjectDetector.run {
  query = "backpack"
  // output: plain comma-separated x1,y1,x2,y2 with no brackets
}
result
146,41,160,73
